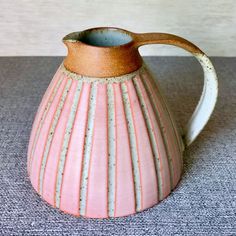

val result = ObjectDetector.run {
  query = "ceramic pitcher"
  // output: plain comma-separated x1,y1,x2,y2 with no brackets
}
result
27,27,218,218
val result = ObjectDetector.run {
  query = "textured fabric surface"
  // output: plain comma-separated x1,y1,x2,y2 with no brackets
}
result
0,57,235,235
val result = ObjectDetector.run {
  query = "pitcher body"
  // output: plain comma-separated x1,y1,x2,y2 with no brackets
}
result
27,27,218,218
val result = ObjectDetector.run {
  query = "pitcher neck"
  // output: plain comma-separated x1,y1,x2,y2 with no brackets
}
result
63,28,143,78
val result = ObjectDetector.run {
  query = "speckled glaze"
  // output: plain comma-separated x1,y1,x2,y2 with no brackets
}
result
27,27,218,218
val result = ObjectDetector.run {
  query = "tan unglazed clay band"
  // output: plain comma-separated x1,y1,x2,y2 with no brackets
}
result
63,28,143,78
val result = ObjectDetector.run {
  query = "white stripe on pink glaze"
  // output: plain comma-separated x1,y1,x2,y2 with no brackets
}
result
126,79,158,209
140,71,181,188
41,79,75,205
30,77,67,191
27,68,60,166
113,83,135,217
85,84,108,218
134,76,171,200
144,68,183,155
39,79,73,195
143,68,183,159
60,83,91,215
145,69,183,171
79,84,97,216
28,70,63,175
121,83,142,212
27,68,61,154
107,84,116,217
55,81,83,208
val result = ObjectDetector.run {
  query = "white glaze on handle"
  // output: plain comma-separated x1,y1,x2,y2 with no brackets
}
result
184,53,218,146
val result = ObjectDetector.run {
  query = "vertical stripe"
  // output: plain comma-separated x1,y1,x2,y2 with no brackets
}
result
143,68,183,164
79,84,97,216
133,78,162,197
59,83,91,215
140,72,180,188
121,83,142,212
28,74,63,176
55,81,83,208
39,79,72,195
85,84,108,218
42,80,77,205
144,71,182,186
113,83,135,217
30,78,68,192
126,79,158,209
27,69,61,174
28,67,60,156
133,77,168,200
107,84,116,217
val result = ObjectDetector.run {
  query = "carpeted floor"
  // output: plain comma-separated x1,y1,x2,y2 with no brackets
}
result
0,57,235,235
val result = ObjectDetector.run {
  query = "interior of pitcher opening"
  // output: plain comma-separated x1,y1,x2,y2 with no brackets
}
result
64,28,133,47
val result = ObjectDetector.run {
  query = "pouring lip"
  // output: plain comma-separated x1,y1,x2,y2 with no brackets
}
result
62,27,136,49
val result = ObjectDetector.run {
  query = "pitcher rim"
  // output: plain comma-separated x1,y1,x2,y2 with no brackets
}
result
62,27,136,49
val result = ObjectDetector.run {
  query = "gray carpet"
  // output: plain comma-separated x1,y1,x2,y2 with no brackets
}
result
0,57,235,235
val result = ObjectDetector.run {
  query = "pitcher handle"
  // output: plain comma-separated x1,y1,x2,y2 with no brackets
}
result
133,33,218,146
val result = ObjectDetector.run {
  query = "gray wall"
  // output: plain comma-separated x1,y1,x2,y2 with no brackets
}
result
0,0,235,56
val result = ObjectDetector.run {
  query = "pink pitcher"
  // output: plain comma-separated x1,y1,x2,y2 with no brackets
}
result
27,27,218,218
